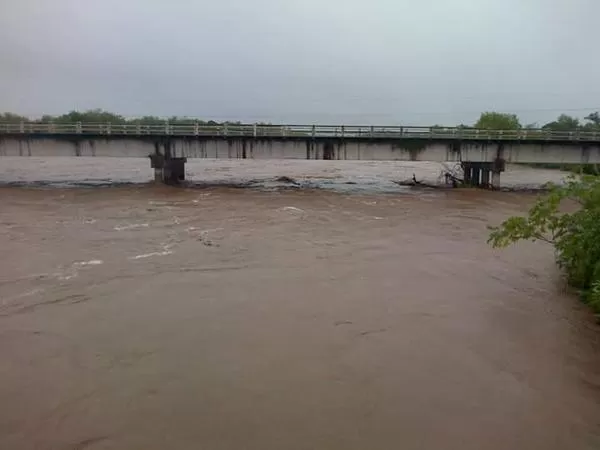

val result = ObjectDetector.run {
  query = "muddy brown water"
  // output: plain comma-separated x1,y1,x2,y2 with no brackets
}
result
1,159,600,449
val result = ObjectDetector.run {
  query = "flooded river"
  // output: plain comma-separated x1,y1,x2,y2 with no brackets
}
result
1,159,599,449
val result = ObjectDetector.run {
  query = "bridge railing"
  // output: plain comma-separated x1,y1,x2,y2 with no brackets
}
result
0,122,599,142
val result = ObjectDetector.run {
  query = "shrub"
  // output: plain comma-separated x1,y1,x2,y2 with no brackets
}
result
488,175,600,313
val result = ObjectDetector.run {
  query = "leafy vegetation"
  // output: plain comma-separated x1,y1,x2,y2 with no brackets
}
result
0,109,238,126
469,111,600,132
474,112,522,130
541,112,600,132
518,163,599,175
1,109,599,131
489,176,600,314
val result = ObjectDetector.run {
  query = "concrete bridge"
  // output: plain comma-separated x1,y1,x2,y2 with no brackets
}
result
1,122,600,188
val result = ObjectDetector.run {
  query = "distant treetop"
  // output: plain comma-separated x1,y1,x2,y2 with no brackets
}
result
0,109,599,131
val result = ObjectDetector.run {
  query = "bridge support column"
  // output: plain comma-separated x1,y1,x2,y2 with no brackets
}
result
462,162,483,187
149,153,186,185
463,163,472,185
462,162,500,189
150,153,165,183
163,157,187,185
491,171,501,190
481,168,490,188
491,157,505,190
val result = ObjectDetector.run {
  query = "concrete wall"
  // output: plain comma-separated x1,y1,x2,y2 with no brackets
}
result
1,137,600,164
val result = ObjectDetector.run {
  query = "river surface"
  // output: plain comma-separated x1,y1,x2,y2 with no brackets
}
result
1,159,600,449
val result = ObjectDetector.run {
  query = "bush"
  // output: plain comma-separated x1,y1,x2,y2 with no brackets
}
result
488,176,600,313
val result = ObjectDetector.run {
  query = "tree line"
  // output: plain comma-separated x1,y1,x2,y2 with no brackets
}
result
1,109,600,130
0,110,240,126
472,111,600,131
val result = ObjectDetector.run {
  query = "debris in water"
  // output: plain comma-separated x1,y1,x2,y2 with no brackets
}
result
275,176,299,184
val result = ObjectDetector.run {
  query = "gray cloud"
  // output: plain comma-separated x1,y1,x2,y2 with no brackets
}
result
1,0,598,125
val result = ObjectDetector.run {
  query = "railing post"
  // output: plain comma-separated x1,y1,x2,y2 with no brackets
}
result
164,120,169,135
341,125,345,138
223,123,228,137
253,123,257,138
311,125,316,139
281,126,286,137
76,122,82,134
106,122,111,135
19,121,25,133
370,126,374,138
194,121,199,136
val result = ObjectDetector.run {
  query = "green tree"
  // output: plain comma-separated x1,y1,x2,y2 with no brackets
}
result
583,112,600,131
542,114,581,131
474,112,521,130
585,112,600,126
489,176,600,312
0,112,29,123
52,109,126,124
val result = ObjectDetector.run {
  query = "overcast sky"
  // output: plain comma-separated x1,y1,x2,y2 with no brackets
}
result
0,0,598,125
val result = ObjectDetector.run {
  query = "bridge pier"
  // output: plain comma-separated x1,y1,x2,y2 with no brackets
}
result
163,157,186,185
461,162,503,189
149,151,186,185
491,171,501,190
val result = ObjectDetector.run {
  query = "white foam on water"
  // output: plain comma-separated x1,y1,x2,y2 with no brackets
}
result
187,227,224,233
129,251,173,260
51,260,104,281
114,223,149,231
280,206,304,214
74,260,104,267
2,288,45,306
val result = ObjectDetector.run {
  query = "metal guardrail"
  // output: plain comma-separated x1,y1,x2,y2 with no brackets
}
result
0,122,599,141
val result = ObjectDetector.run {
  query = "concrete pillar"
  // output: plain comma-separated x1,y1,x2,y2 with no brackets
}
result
472,166,481,187
463,163,472,185
491,171,501,190
163,157,187,185
481,169,490,188
149,153,165,183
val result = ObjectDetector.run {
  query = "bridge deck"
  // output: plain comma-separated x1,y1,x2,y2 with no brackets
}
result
1,123,599,143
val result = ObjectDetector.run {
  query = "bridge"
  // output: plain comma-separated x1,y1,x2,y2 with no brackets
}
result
1,122,600,188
